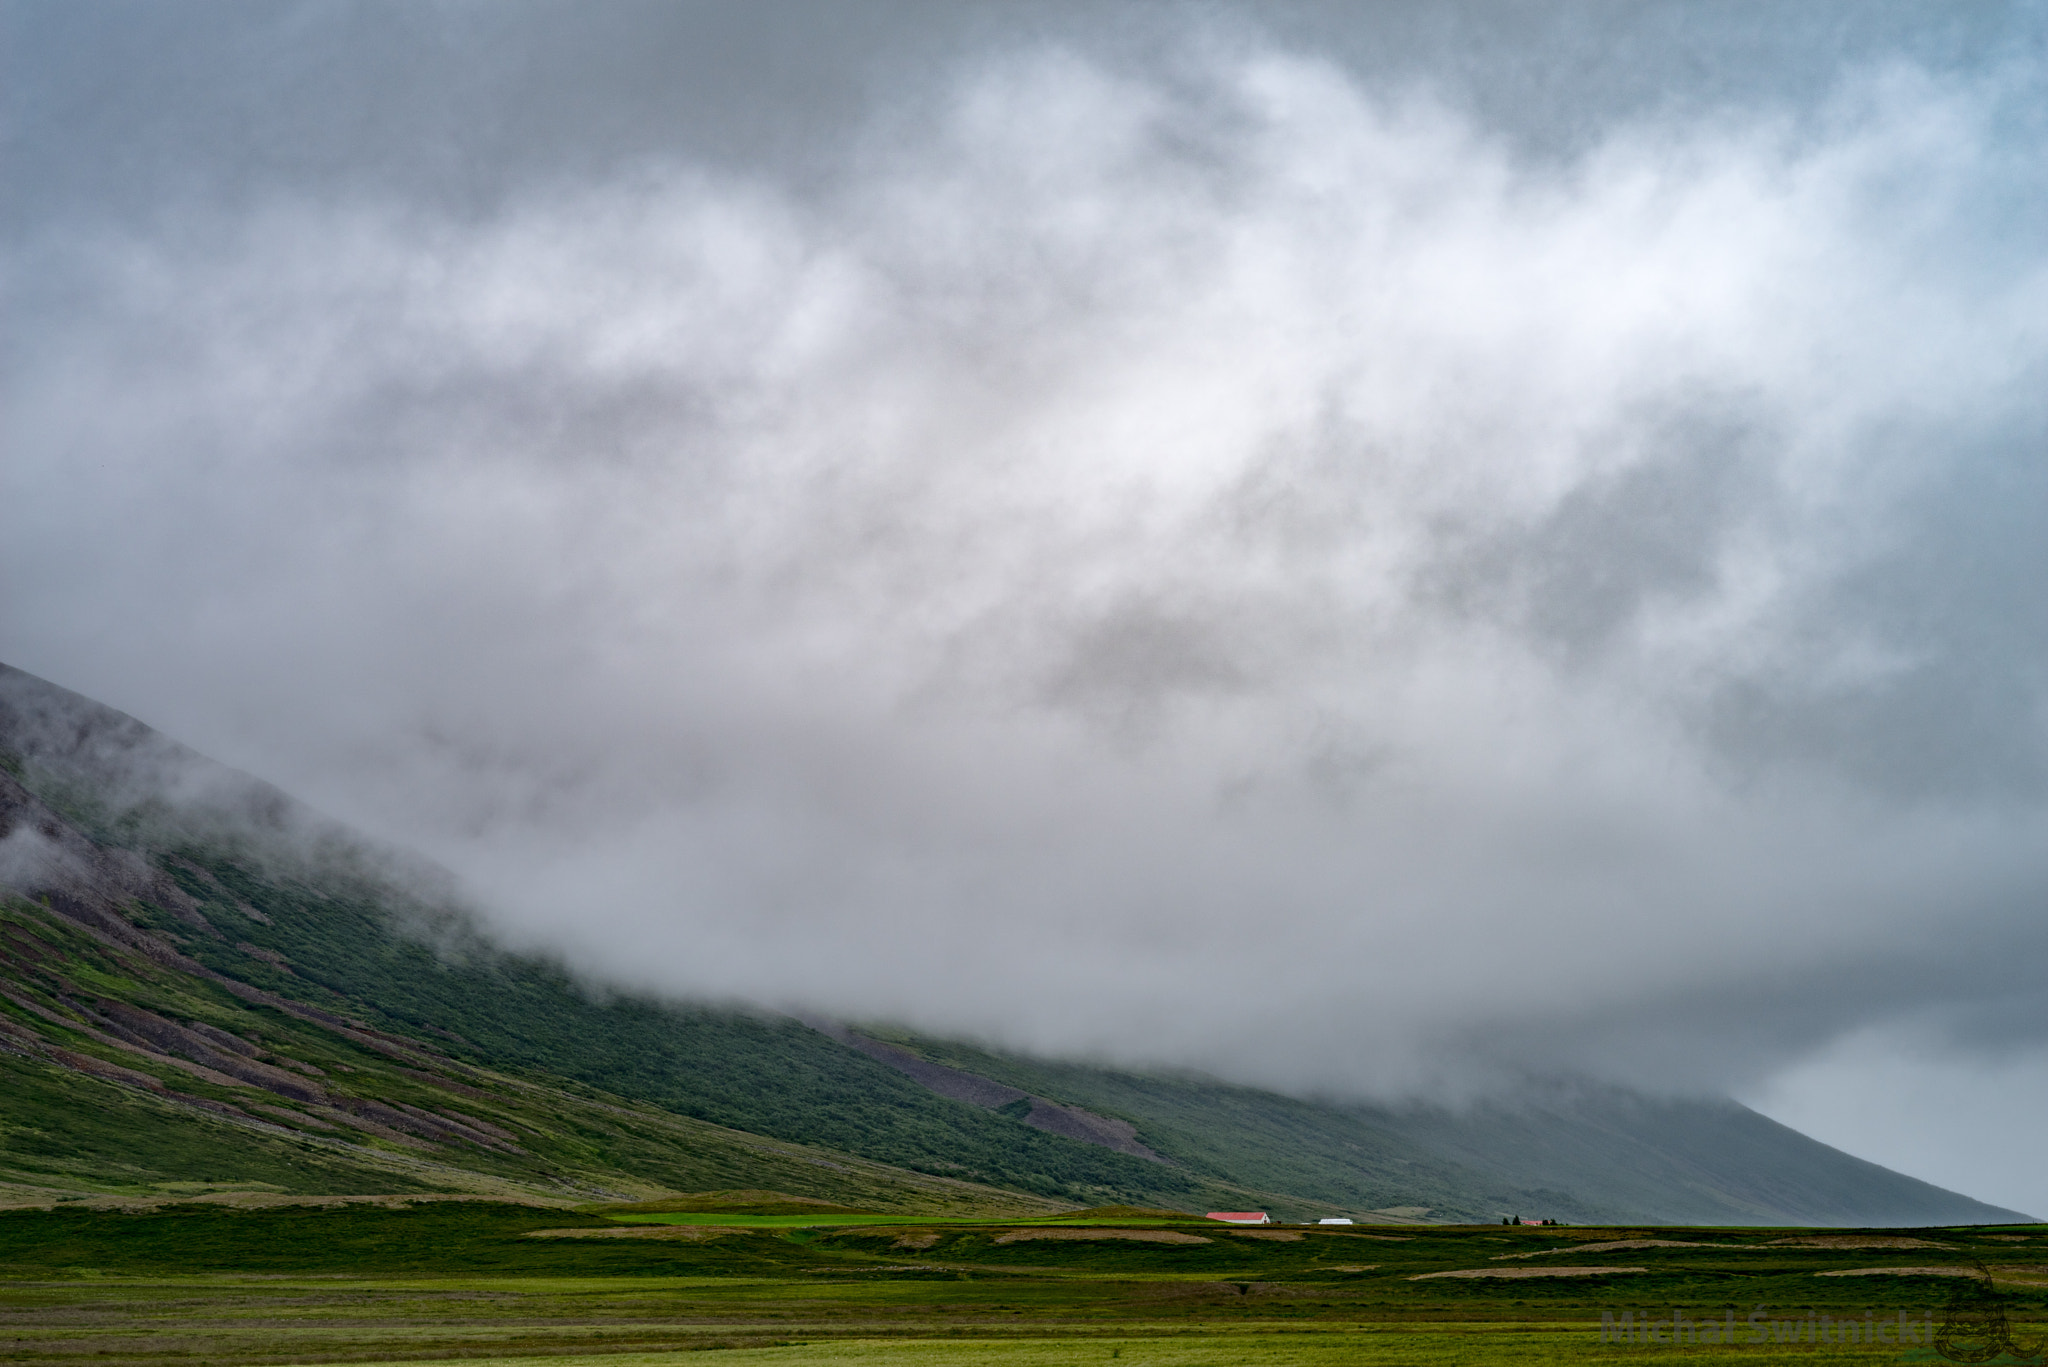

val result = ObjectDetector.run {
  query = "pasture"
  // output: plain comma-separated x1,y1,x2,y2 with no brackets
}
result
0,1201,2040,1365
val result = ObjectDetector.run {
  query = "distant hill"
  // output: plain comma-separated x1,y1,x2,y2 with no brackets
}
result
0,661,2029,1224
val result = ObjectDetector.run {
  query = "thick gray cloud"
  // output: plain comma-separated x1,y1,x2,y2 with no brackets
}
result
4,3,2046,1211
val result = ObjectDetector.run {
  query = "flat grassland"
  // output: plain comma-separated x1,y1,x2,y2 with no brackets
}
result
0,1201,2041,1366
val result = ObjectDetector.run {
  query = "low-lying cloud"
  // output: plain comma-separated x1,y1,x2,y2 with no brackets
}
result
6,39,2045,1117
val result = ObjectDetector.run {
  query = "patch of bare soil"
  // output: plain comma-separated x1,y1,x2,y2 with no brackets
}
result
1412,1266,1649,1280
1495,1239,1734,1259
1232,1230,1303,1241
1771,1236,1956,1249
992,1228,1211,1245
1816,1266,1976,1277
892,1231,942,1250
1987,1265,2048,1284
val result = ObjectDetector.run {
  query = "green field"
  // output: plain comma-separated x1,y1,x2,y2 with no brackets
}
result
0,1200,2040,1366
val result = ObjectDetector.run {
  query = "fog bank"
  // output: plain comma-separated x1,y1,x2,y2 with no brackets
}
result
5,5,2046,1205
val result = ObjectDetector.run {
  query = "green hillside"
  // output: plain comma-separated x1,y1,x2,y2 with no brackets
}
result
847,1029,2031,1226
846,1029,1558,1221
0,887,1076,1212
0,666,1299,1215
0,799,1236,1211
0,661,2029,1225
140,847,1203,1206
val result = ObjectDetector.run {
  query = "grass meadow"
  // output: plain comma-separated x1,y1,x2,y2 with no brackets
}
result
0,1201,2040,1365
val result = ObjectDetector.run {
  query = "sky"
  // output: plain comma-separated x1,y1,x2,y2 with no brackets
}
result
4,1,2046,1215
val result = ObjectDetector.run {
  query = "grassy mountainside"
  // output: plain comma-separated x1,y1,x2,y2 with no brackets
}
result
0,885,1074,1212
1,661,2030,1225
1376,1085,2023,1228
0,777,1211,1210
0,664,1292,1214
135,847,1199,1206
848,1028,1558,1222
846,1032,2032,1228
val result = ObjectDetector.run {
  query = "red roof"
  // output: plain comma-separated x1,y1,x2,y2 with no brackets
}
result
1205,1211,1270,1223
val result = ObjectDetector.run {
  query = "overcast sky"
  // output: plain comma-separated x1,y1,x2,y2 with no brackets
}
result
5,1,2046,1216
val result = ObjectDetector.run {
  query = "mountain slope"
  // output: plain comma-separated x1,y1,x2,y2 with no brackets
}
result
0,766,1075,1211
1374,1084,2020,1228
838,1025,1549,1222
847,1028,2031,1225
0,661,2029,1224
0,882,1067,1212
0,664,1276,1213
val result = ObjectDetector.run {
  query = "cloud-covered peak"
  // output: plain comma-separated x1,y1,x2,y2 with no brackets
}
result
6,21,2044,1182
